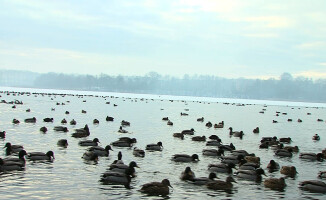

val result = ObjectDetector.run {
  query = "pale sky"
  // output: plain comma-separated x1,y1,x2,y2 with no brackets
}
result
0,0,326,79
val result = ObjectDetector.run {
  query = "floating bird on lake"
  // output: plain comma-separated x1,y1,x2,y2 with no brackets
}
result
280,166,297,178
172,154,199,162
139,179,172,196
264,177,286,190
133,147,145,157
24,117,36,123
57,139,68,148
27,151,55,161
78,138,100,147
206,176,236,190
180,166,196,181
54,126,68,132
146,142,163,151
299,180,326,193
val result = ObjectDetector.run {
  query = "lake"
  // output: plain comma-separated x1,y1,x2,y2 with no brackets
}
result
0,87,326,199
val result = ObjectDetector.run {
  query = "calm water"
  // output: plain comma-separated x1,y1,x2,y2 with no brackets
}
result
0,87,326,199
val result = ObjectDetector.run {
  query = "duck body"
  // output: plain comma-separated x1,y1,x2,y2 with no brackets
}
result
264,177,286,190
300,180,326,193
57,139,68,147
275,149,292,157
267,160,280,172
192,136,206,141
236,168,265,182
146,142,163,151
206,140,221,146
299,153,324,161
0,158,24,171
206,176,236,190
140,179,172,196
27,151,55,161
43,118,53,122
24,117,36,123
78,138,100,147
181,129,195,135
54,126,68,132
82,151,99,161
208,163,234,174
133,147,145,157
180,167,196,181
191,173,217,185
88,145,112,156
172,154,199,162
3,150,27,165
202,149,224,157
4,143,24,155
109,161,139,177
280,166,297,178
312,134,320,141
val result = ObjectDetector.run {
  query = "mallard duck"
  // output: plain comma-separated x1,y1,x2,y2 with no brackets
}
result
191,173,217,185
111,138,135,147
209,135,221,141
220,143,236,151
106,116,114,121
264,177,286,190
40,126,47,133
71,125,90,138
312,134,320,141
267,160,280,172
57,139,68,148
118,126,128,133
206,140,221,146
284,145,299,152
54,126,68,132
4,150,27,165
239,162,260,171
82,151,99,161
109,161,139,177
4,143,24,155
61,118,67,124
12,119,20,124
100,168,133,189
208,163,235,174
173,133,184,139
78,138,100,147
181,128,195,135
192,136,206,141
214,121,224,128
133,147,145,157
0,158,24,171
197,117,204,122
24,117,36,123
172,154,199,162
121,120,130,126
253,127,259,133
245,156,260,165
88,145,112,157
180,166,196,181
279,137,292,143
275,149,292,157
139,179,172,196
162,117,169,121
236,168,266,182
206,176,236,190
231,150,249,157
318,171,326,179
221,155,244,165
167,120,173,126
93,119,99,124
202,149,224,157
70,119,77,125
43,118,53,122
206,121,213,128
0,131,5,138
300,180,326,193
299,153,324,161
229,127,244,137
27,151,55,161
280,166,297,178
146,142,163,151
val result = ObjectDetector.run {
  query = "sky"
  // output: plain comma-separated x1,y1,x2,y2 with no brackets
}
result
0,0,326,79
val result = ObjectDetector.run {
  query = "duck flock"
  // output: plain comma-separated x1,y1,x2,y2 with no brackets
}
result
0,89,326,199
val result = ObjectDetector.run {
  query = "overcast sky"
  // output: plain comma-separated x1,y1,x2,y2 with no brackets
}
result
0,0,326,79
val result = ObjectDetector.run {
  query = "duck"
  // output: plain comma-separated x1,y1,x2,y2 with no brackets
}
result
40,126,48,133
12,119,20,124
71,125,90,138
146,142,163,151
93,119,99,124
61,118,67,124
206,176,236,190
167,120,173,126
298,119,302,122
221,155,244,165
0,131,5,138
206,121,212,128
43,118,53,122
267,160,280,172
173,133,184,139
202,149,224,157
190,173,217,185
180,166,196,181
118,126,128,133
70,119,77,125
4,143,24,155
133,147,145,157
299,153,324,161
100,169,133,189
106,116,114,121
236,168,266,182
283,145,299,152
24,117,36,123
299,180,326,193
54,126,68,132
121,120,130,126
197,117,204,122
192,136,206,141
81,110,87,114
231,150,249,157
181,128,195,135
318,171,326,179
261,136,278,143
214,121,224,128
239,162,260,171
312,134,320,141
172,154,199,162
208,163,235,174
78,138,100,147
264,177,286,190
229,127,244,138
206,140,221,146
220,143,236,151
275,149,292,157
27,151,55,161
162,117,169,121
57,139,68,148
88,145,112,157
253,127,260,133
82,151,99,161
280,166,297,178
139,179,172,196
111,138,136,147
209,135,221,141
0,158,24,171
279,137,292,143
109,161,139,177
3,150,27,165
245,156,260,165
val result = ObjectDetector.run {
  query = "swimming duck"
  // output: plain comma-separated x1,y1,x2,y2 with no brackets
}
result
133,147,145,157
299,153,324,161
146,142,163,151
180,166,196,181
231,150,249,157
190,173,217,185
0,131,5,138
27,151,55,161
61,118,67,124
100,169,133,189
167,120,173,126
162,117,169,121
65,111,69,114
312,134,320,141
180,112,188,116
181,128,195,135
299,180,326,193
275,149,292,157
4,150,27,165
0,158,24,171
208,163,235,174
220,143,236,151
173,133,184,139
298,119,302,122
12,119,20,124
24,117,36,123
40,126,48,133
239,162,260,171
283,145,299,153
229,127,244,137
280,166,297,178
4,143,24,155
202,149,224,157
279,137,292,143
261,136,278,143
206,140,221,146
264,177,286,190
236,168,266,182
318,171,326,179
253,127,260,133
43,118,53,122
192,136,206,141
214,121,224,128
206,121,213,128
70,119,77,125
87,145,112,157
109,161,139,177
82,151,99,161
172,154,199,162
121,120,130,126
54,126,68,132
118,126,128,133
71,125,90,138
139,179,172,196
78,138,100,147
267,160,280,172
111,138,136,147
93,119,99,124
209,135,221,141
245,156,260,165
57,139,68,148
106,116,114,121
197,117,204,122
206,176,236,190
221,155,244,165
